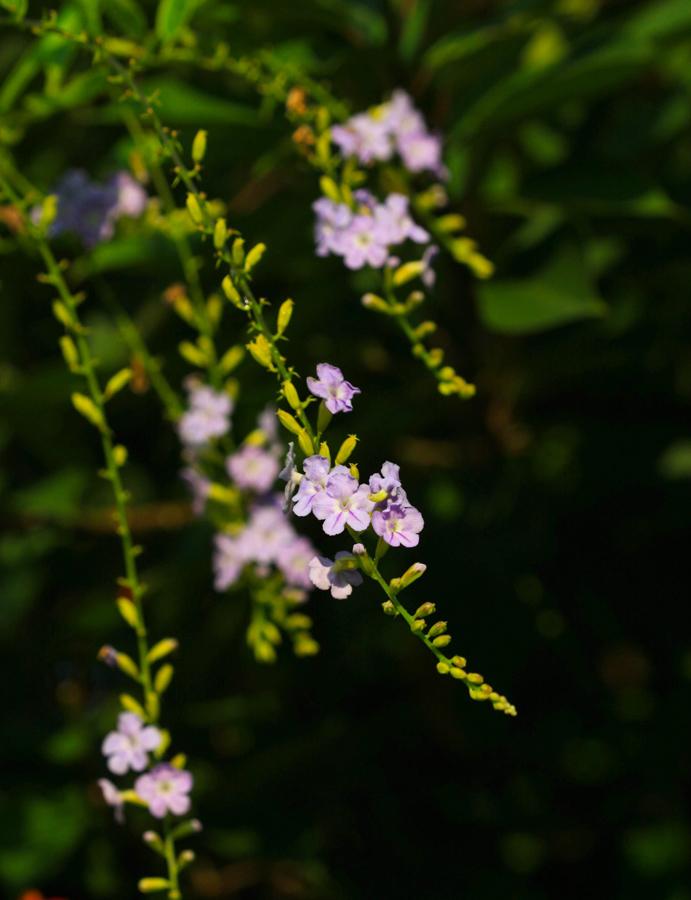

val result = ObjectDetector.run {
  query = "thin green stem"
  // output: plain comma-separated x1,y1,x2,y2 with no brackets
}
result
0,167,154,701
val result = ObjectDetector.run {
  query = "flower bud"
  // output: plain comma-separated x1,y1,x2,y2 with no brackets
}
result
277,298,293,334
277,409,302,435
317,401,332,434
432,634,452,648
245,242,266,271
393,260,425,287
185,193,203,225
449,667,466,680
221,275,243,308
298,428,315,457
38,194,58,229
138,878,171,892
171,753,187,769
59,335,79,371
451,655,466,669
405,291,425,310
116,596,139,629
469,688,489,701
436,662,450,674
154,664,174,694
232,237,245,267
147,638,178,664
427,621,447,639
191,129,207,163
219,344,244,374
352,543,373,576
113,444,128,466
400,563,426,589
115,652,140,680
428,348,444,367
178,849,196,870
294,637,320,656
171,819,203,840
246,335,274,369
319,441,331,463
213,218,227,250
98,645,118,667
335,433,358,466
436,213,467,232
413,321,437,340
368,489,388,503
319,175,341,202
410,619,426,633
381,600,396,616
283,381,301,410
466,672,484,684
349,463,359,480
120,693,147,719
414,602,435,619
143,831,165,854
361,293,390,314
388,577,402,594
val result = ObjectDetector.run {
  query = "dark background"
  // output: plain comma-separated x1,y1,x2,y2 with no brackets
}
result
1,0,690,897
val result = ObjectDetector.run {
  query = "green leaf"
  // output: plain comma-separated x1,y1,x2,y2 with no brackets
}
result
475,243,607,334
104,0,149,39
155,0,199,42
398,0,431,63
423,24,502,71
624,0,691,43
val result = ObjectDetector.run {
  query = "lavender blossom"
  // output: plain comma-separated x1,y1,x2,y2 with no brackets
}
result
226,444,280,494
331,113,393,164
340,214,389,270
308,551,364,599
101,712,162,775
134,762,193,819
292,455,343,516
178,385,233,448
243,502,296,565
37,168,147,248
369,461,410,508
98,778,125,824
277,536,320,590
306,364,361,414
373,194,429,245
372,503,424,548
313,197,352,257
312,471,375,535
397,132,447,179
213,532,247,591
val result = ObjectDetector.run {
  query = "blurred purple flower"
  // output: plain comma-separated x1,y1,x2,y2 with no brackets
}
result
98,778,125,824
277,536,320,590
374,194,429,245
135,762,193,819
213,532,247,591
102,712,162,775
340,214,389,270
331,113,393,164
227,444,279,494
178,385,233,448
180,467,211,516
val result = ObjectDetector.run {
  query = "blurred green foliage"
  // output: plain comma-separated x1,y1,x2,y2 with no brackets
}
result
1,0,690,897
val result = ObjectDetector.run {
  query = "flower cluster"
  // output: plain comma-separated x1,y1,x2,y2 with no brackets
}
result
213,495,318,593
98,713,194,824
313,190,431,270
178,378,233,449
34,168,147,247
331,90,447,178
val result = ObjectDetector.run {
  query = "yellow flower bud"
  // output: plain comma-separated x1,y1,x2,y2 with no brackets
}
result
277,298,294,334
222,275,243,308
298,428,315,456
185,193,203,225
232,237,245,267
319,441,331,463
214,218,227,250
276,409,302,435
283,380,301,410
191,129,207,163
335,433,358,465
436,662,450,675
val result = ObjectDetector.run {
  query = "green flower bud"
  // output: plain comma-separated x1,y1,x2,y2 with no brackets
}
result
222,275,243,308
414,602,435,619
400,563,426,589
319,441,331,463
213,218,227,250
283,381,301,410
298,428,315,456
411,619,426,634
185,193,203,225
232,237,245,267
381,600,396,616
432,634,452,648
317,400,332,434
436,662,450,674
276,409,302,435
277,298,294,334
427,621,447,639
138,877,171,893
191,129,207,163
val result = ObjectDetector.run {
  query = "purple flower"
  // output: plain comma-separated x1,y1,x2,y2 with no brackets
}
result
308,551,364,599
306,364,361,414
331,113,393,164
180,467,211,516
340,214,389,270
37,169,147,248
368,461,410,508
277,536,320,590
353,188,378,211
381,90,427,138
98,778,125,824
101,712,162,775
134,762,193,819
257,405,279,444
213,532,247,591
421,244,439,289
373,193,429,246
372,503,424,548
312,471,375,535
227,445,280,494
313,197,353,257
293,455,344,517
243,502,296,564
178,385,233,448
107,171,147,219
397,131,447,179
